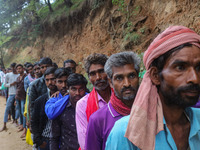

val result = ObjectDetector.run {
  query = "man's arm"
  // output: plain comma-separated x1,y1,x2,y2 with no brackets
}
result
24,77,29,92
76,99,88,150
29,81,38,118
45,95,69,120
85,115,102,150
31,98,43,147
50,117,61,150
4,74,10,87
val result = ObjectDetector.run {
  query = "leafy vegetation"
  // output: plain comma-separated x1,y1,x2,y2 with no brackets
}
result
0,0,85,68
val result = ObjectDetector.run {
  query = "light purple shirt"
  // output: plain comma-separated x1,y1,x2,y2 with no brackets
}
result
76,92,107,150
85,102,123,150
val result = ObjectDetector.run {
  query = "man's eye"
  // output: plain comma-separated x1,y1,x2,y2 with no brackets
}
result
196,64,200,72
89,72,96,76
116,76,123,81
99,70,104,74
129,74,136,79
176,65,185,71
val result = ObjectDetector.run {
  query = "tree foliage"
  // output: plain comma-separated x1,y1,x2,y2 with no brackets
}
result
0,0,79,67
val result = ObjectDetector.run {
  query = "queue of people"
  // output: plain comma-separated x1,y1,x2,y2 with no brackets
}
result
0,25,199,150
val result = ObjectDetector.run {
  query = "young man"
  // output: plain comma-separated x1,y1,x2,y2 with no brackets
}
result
63,59,77,73
24,63,35,92
15,64,27,138
85,51,141,150
0,63,19,131
33,61,42,79
106,26,200,150
76,53,111,150
50,73,88,150
31,67,57,150
29,57,52,120
45,68,71,120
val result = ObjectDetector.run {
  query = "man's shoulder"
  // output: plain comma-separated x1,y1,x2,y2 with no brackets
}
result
90,104,108,121
29,77,44,87
114,115,130,130
77,94,90,107
35,93,48,103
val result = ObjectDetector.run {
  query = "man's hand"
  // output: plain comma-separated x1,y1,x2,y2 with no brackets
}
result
40,141,47,148
10,81,17,86
64,91,69,96
51,91,59,98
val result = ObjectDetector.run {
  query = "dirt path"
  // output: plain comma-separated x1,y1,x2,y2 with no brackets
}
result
0,96,32,150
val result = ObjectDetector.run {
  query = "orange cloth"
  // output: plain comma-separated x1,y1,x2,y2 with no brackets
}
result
125,26,200,150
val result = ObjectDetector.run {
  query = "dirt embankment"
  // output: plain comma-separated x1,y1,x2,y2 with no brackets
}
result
6,0,200,72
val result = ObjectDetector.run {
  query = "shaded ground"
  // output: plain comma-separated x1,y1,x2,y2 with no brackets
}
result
0,96,32,150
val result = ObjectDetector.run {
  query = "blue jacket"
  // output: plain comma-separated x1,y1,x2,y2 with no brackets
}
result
45,93,70,120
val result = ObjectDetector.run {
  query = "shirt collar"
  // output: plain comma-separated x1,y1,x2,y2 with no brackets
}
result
185,107,200,138
108,102,121,118
163,107,200,138
96,91,106,102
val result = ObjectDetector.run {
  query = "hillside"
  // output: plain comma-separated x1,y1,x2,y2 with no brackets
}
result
4,0,200,72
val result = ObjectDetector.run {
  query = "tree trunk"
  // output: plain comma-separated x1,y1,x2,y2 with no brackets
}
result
64,0,73,7
47,0,54,12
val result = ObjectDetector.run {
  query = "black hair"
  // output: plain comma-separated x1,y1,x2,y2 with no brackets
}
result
63,59,77,67
67,73,88,87
16,64,24,68
52,62,58,68
33,62,40,67
44,67,57,77
24,62,32,68
54,68,71,79
10,63,17,68
39,57,53,66
26,64,34,68
150,43,193,73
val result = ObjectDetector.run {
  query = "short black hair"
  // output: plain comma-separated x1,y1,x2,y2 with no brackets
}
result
10,63,17,68
33,62,40,67
63,59,76,67
67,73,88,87
24,62,32,68
54,68,71,79
16,64,24,68
26,64,34,68
52,62,58,68
44,67,57,77
150,43,193,73
39,57,53,66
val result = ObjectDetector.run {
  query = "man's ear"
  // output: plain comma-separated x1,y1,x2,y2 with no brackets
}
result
149,67,161,85
108,78,113,88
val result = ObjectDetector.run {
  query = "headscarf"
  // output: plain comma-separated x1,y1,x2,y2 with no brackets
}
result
125,26,200,150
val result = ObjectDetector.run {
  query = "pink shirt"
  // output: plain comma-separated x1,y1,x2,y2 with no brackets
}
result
76,92,107,150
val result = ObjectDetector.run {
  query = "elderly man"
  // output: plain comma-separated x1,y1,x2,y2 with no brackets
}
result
76,53,111,150
85,51,140,150
106,26,200,150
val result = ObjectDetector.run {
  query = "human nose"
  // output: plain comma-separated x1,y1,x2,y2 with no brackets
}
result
187,68,199,84
62,82,66,88
123,77,130,87
75,89,80,95
96,72,102,80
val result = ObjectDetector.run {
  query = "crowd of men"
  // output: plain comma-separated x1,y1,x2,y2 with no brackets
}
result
0,25,200,150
